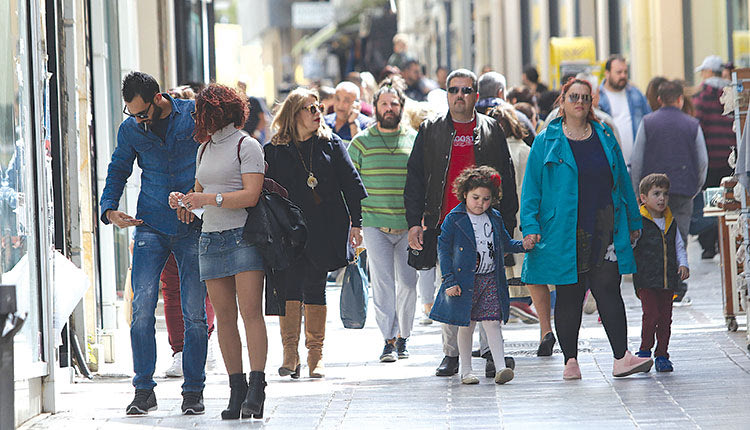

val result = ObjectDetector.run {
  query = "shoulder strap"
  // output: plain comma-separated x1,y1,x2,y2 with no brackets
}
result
198,143,207,164
237,136,247,163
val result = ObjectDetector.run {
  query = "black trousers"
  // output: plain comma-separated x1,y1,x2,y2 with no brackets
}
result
555,261,627,363
283,254,328,305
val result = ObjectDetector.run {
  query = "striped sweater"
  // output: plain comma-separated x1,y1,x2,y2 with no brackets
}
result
348,126,416,229
693,78,734,170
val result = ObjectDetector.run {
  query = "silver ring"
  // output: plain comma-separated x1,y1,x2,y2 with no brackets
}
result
186,203,192,208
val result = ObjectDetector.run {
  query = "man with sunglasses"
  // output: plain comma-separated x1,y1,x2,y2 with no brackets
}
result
100,71,208,416
404,68,518,378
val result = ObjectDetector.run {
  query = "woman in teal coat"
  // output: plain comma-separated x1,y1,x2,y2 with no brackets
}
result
520,78,653,380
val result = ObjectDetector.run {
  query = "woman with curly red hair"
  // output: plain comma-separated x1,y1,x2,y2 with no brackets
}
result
520,78,652,380
265,88,367,379
169,84,268,419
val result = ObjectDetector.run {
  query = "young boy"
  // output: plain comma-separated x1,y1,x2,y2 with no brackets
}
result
633,174,690,372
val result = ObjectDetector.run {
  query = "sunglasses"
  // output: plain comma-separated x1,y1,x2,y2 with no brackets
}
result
447,86,475,95
123,101,154,119
303,102,325,115
566,93,592,104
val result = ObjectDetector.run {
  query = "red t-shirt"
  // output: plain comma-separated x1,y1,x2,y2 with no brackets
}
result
440,118,477,221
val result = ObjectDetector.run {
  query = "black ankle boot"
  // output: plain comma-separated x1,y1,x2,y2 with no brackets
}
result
221,373,248,420
241,371,266,419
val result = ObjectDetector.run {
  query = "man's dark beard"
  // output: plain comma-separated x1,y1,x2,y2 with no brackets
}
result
376,110,401,129
609,78,627,91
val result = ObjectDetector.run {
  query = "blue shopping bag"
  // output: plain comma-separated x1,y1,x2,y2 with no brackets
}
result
339,252,369,329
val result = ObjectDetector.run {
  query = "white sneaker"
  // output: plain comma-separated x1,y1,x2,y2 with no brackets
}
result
205,343,218,372
461,373,479,384
165,351,183,378
419,314,433,325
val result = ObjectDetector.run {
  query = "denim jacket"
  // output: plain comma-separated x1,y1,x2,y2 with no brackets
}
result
429,204,524,326
99,95,199,235
598,82,651,142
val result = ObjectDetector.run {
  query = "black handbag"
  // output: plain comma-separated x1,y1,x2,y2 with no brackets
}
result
407,228,440,270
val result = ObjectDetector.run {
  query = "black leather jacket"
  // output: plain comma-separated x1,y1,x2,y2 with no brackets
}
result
404,111,518,234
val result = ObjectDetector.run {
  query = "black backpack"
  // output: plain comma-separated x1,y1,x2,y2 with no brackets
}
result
242,190,307,271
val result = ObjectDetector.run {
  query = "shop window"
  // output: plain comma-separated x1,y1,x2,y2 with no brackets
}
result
1,0,42,365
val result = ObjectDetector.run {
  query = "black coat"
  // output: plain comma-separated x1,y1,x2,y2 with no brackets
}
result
265,133,367,271
404,111,518,234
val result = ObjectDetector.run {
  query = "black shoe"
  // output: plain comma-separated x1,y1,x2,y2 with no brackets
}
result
181,391,205,415
241,371,266,419
222,373,248,420
504,356,515,370
435,356,459,376
380,341,397,362
471,348,481,357
537,332,556,357
126,389,157,415
485,355,496,378
395,337,409,359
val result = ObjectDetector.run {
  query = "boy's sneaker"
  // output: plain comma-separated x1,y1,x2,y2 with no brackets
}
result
165,351,183,378
379,340,397,362
635,350,652,358
509,302,539,324
126,389,157,415
395,337,409,359
655,356,674,372
181,390,205,415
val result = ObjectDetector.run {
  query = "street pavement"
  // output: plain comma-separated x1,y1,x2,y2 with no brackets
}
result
20,238,750,429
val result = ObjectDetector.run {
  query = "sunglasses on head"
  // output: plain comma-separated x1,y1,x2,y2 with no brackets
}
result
566,93,592,104
447,86,475,95
304,102,325,115
123,101,154,119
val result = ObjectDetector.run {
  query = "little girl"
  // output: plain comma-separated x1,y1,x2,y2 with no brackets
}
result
430,166,525,384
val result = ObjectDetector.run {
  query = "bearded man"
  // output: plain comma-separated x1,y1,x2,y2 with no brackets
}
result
348,82,419,362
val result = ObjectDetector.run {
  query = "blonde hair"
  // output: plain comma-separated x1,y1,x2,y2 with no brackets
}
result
270,87,332,145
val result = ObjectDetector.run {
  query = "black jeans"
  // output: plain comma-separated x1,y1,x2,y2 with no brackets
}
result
283,254,328,305
555,261,627,363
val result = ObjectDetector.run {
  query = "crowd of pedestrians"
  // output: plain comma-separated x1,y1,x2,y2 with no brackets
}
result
99,44,736,420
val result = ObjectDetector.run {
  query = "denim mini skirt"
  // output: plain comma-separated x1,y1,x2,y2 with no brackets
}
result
198,227,264,281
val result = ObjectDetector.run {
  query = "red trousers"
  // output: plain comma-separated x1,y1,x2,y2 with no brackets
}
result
637,288,673,358
161,253,215,356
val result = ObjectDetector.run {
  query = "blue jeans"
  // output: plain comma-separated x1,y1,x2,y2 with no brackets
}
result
131,224,207,392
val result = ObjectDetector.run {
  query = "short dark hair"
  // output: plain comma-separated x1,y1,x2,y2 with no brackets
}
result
447,69,478,91
122,71,160,103
657,80,684,106
507,86,534,104
373,78,406,107
523,65,539,83
605,54,627,72
403,59,421,71
639,173,670,196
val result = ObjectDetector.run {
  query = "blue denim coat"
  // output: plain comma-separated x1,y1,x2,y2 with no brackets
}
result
598,82,651,144
429,204,525,326
99,95,199,235
520,118,642,286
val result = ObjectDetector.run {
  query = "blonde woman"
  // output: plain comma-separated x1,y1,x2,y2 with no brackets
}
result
265,88,367,379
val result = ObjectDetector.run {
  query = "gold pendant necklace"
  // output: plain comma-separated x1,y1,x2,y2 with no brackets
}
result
294,140,318,189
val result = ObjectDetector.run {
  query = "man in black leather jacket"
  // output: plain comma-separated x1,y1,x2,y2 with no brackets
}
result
404,68,518,377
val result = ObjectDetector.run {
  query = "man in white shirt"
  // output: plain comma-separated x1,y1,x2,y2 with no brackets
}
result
598,55,651,169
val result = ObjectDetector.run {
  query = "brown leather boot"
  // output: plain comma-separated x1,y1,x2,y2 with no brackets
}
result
278,300,302,378
304,304,327,378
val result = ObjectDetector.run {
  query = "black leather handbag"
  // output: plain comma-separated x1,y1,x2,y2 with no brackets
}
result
407,228,440,270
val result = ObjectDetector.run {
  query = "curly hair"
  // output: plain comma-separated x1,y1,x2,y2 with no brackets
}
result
193,83,249,144
452,166,503,205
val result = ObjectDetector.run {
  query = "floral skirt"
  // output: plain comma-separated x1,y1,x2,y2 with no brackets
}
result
471,271,501,321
